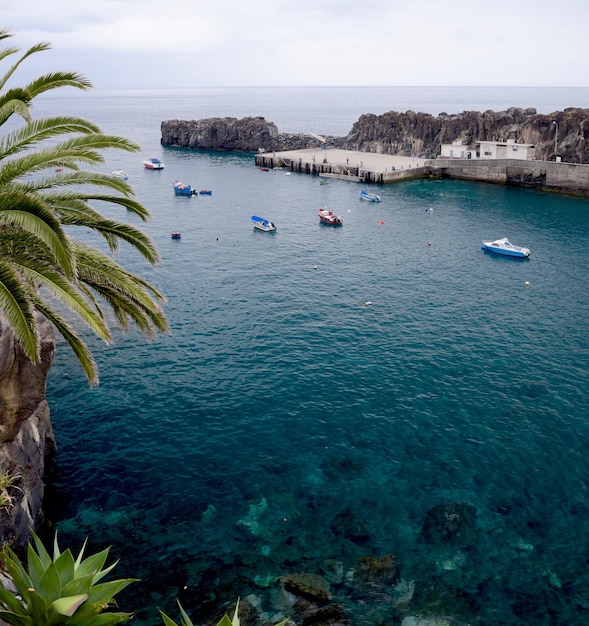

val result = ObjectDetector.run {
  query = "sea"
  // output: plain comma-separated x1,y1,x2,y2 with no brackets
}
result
34,86,589,625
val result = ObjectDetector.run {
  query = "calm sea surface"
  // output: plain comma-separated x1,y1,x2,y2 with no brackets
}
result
39,87,589,625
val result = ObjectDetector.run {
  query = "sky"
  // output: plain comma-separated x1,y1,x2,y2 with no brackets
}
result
4,0,589,89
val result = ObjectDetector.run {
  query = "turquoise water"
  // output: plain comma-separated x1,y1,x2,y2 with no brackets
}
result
41,89,589,624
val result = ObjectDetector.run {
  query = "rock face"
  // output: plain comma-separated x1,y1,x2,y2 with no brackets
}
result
162,108,589,164
343,107,589,162
161,116,337,153
0,314,56,549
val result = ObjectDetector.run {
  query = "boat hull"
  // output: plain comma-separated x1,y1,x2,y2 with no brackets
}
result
318,209,343,225
173,182,196,196
360,190,382,202
482,238,530,258
253,223,276,232
251,215,276,231
144,158,164,169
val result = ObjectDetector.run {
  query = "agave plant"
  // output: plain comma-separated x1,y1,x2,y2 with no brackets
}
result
160,597,289,626
0,532,137,626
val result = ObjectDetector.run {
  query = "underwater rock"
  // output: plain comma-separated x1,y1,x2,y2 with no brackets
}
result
330,507,372,545
201,503,217,524
419,502,478,547
396,578,477,625
351,554,401,598
280,572,332,605
319,559,344,586
299,603,351,626
237,497,269,536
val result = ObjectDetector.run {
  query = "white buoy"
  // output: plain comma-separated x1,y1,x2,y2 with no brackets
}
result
524,281,530,286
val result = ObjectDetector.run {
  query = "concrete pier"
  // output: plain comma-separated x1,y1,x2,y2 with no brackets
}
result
255,147,589,197
255,148,428,184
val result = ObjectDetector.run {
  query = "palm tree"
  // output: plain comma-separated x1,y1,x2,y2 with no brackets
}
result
0,29,168,385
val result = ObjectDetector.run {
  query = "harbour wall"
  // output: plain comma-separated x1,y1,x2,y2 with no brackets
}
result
427,159,589,196
255,151,589,197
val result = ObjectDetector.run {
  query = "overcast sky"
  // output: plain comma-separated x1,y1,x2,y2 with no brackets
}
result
4,0,588,89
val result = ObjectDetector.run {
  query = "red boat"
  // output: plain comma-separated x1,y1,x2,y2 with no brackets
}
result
318,208,343,226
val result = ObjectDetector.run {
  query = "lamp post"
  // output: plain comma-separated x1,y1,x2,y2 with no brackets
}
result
552,120,558,160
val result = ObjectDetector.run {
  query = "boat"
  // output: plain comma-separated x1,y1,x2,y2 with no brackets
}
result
251,215,276,232
171,231,182,240
143,157,164,169
199,189,212,195
112,170,128,180
318,208,344,226
173,181,197,196
359,189,382,202
481,237,530,258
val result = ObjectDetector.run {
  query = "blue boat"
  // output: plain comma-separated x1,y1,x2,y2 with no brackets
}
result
360,189,382,202
251,215,276,232
173,181,196,196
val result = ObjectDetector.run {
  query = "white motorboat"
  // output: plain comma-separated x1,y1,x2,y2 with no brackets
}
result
481,237,530,258
251,215,276,232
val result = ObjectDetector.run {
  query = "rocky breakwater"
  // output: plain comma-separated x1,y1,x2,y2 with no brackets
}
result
343,107,589,163
161,116,341,153
0,314,56,549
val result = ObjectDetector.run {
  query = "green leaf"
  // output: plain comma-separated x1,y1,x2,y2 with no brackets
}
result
86,578,138,605
72,544,112,582
48,593,88,616
0,588,28,616
0,608,32,626
2,547,33,596
27,544,48,588
53,549,76,588
20,589,48,625
231,598,240,626
60,572,95,598
178,601,195,626
38,562,63,605
32,531,52,567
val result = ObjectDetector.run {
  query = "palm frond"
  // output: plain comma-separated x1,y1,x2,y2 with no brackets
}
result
74,244,168,336
17,259,113,344
0,116,102,159
0,135,140,184
0,31,168,382
0,96,31,126
0,40,52,93
24,71,93,98
33,299,99,386
18,171,134,197
0,191,75,278
0,262,39,362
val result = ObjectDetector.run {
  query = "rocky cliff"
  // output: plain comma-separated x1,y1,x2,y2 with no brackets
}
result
0,314,56,549
161,108,589,163
161,116,339,153
343,107,589,162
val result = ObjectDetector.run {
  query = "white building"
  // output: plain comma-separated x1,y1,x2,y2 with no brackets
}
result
440,141,476,159
477,139,535,160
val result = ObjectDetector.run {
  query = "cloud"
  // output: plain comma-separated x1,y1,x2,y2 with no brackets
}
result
3,0,589,87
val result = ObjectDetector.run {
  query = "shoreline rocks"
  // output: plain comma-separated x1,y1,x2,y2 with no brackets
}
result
0,314,56,550
161,107,589,163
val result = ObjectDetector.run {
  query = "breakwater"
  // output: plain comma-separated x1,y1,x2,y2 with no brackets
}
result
254,148,589,196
